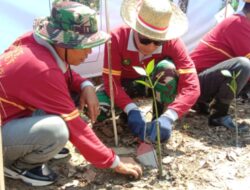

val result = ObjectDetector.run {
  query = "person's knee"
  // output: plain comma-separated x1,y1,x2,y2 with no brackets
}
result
154,59,178,104
234,57,250,90
40,116,69,146
52,116,69,145
155,59,177,74
237,57,250,76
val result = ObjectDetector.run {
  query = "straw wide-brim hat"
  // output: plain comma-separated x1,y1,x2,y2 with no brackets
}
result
121,0,188,41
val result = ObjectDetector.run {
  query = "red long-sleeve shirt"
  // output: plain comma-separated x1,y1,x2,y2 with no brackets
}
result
103,25,200,118
0,32,116,168
191,14,250,73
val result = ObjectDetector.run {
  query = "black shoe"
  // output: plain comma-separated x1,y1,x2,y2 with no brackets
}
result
4,164,57,186
53,147,70,159
192,102,209,115
238,82,250,100
209,115,249,133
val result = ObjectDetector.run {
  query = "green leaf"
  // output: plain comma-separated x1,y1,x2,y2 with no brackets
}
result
135,80,152,88
153,71,164,87
227,83,236,94
146,59,155,75
133,66,147,76
235,70,241,78
221,70,232,77
231,79,237,93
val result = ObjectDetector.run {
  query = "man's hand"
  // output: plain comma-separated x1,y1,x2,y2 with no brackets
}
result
127,109,146,141
79,86,100,123
114,157,142,179
146,116,173,143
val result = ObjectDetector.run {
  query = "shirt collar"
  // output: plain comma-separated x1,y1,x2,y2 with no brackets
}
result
33,33,67,73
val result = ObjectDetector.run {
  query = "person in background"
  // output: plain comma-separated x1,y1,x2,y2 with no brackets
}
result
172,0,240,52
190,0,250,130
0,1,142,187
99,0,200,143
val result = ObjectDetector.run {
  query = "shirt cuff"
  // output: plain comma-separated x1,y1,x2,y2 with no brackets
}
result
124,103,138,114
162,109,178,122
110,155,120,168
80,80,94,90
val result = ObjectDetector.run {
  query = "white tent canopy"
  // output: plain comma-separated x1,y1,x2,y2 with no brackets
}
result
0,0,242,77
0,0,123,78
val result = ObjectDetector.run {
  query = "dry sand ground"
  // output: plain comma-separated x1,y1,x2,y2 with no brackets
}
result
5,98,250,190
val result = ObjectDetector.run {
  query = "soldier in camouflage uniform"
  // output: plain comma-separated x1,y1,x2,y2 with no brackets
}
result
0,1,142,187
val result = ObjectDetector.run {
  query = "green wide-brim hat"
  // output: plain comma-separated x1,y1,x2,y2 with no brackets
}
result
33,1,110,49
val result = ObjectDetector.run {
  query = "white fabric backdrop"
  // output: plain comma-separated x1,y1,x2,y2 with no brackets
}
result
1,0,242,77
0,0,123,78
173,0,237,52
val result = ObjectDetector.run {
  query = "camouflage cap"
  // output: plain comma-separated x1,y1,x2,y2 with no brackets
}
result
33,1,109,49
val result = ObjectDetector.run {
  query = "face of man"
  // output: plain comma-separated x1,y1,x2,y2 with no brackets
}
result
66,48,92,66
133,31,165,56
55,46,93,66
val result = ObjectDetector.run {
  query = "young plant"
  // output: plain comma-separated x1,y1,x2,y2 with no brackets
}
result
221,69,241,147
133,59,164,177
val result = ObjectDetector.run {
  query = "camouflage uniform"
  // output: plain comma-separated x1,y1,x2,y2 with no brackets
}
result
34,1,109,49
97,59,178,122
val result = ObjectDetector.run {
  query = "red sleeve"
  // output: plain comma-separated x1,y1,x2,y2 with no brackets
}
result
67,118,116,168
167,39,200,117
21,69,115,168
103,30,133,110
225,16,250,58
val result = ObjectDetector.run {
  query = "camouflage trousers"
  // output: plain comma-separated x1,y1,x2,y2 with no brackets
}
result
97,59,178,122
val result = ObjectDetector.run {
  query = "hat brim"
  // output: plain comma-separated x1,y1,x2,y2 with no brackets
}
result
121,0,188,40
34,18,110,49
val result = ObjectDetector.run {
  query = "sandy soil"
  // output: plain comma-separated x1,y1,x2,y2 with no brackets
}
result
5,98,250,190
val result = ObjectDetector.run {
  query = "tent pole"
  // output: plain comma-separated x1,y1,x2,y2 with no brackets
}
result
104,0,118,146
0,115,5,190
225,0,230,18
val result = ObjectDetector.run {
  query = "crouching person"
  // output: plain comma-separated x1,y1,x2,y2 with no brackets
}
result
0,1,142,186
190,0,250,131
98,0,200,143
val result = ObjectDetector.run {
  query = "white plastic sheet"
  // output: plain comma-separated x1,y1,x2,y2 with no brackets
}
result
0,0,123,77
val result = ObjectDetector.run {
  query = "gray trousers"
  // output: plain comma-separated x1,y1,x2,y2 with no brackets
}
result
197,57,250,117
2,110,69,169
198,57,250,104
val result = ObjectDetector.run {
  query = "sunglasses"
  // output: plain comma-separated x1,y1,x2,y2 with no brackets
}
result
138,33,166,46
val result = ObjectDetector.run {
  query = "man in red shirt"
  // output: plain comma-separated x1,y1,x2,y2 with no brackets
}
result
0,1,142,186
100,0,200,143
190,0,250,130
